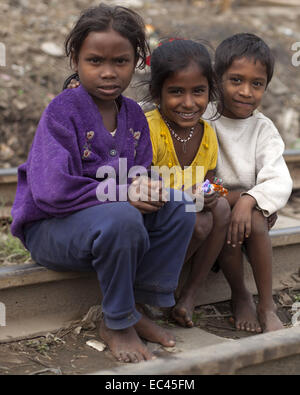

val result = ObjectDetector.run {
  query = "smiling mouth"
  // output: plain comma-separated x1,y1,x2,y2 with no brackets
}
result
175,111,199,119
234,100,254,107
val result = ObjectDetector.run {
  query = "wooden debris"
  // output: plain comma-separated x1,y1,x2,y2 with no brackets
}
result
29,367,62,375
86,340,106,352
278,291,294,306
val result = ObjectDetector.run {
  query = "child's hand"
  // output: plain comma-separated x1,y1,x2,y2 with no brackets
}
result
192,183,218,212
128,177,167,214
67,79,80,89
227,195,256,247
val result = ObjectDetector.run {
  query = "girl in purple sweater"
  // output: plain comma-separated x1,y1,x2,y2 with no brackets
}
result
11,4,195,363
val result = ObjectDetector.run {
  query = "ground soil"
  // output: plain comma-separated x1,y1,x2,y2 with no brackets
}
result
0,289,298,375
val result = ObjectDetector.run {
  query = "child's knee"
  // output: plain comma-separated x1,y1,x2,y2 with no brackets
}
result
167,188,196,227
193,212,213,241
112,204,145,233
90,203,147,242
213,197,231,229
251,209,268,236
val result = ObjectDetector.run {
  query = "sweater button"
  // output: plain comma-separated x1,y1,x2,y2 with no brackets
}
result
109,149,117,157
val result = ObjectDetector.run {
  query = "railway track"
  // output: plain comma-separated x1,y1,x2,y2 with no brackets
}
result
0,224,300,375
0,152,300,375
0,167,17,211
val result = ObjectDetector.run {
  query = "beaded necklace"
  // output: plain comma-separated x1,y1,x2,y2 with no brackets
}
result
163,117,195,154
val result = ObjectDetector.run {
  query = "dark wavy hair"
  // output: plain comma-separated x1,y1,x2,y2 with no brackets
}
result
148,39,221,108
65,3,149,70
214,33,275,86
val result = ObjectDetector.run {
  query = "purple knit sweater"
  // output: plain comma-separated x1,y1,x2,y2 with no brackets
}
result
11,85,153,245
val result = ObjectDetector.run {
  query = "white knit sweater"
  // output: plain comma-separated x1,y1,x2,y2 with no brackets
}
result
204,104,293,216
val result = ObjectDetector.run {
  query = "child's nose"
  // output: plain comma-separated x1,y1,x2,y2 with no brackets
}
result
239,83,252,97
182,94,195,108
100,64,117,79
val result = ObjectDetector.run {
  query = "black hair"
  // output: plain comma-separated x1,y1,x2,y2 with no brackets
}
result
65,3,149,70
147,39,221,113
214,33,275,86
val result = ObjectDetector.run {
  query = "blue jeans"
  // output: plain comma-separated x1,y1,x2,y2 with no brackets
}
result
25,189,195,330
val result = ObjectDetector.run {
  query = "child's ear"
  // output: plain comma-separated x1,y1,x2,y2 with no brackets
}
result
149,84,161,108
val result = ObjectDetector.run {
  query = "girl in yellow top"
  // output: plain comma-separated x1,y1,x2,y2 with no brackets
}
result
146,39,231,327
147,107,218,191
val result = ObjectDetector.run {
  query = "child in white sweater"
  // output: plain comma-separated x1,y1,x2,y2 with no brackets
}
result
207,33,293,333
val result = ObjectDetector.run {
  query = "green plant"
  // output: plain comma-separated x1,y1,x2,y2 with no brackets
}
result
0,232,31,265
26,334,65,356
293,293,300,303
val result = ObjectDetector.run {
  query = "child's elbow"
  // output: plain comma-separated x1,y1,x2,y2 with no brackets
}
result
279,174,293,207
288,176,293,195
284,174,293,198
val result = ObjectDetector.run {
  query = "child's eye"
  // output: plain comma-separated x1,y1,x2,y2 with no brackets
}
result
194,87,207,95
169,88,183,95
115,58,129,65
230,77,242,84
253,81,264,88
88,57,102,64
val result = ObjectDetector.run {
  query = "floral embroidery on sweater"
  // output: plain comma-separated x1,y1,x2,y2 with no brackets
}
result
130,128,141,158
82,131,94,159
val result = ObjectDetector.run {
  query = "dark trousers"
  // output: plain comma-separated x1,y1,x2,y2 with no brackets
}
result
25,189,195,329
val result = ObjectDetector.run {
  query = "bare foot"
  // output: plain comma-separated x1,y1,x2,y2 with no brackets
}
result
99,320,155,363
257,304,284,333
171,296,194,328
135,304,176,347
231,291,262,333
134,314,176,347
